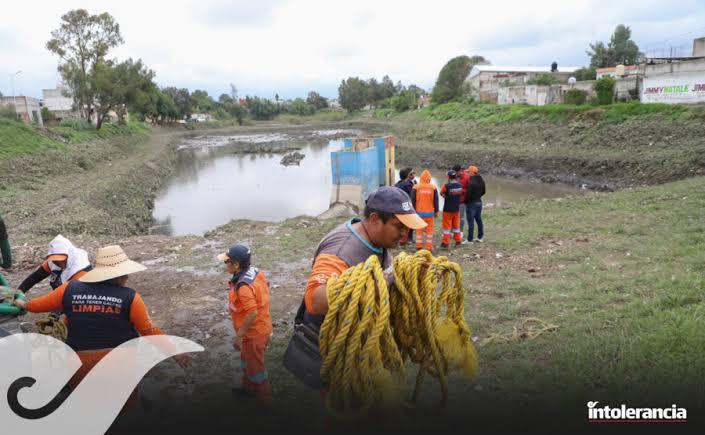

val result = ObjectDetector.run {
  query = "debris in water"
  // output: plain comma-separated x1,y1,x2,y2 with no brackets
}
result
280,151,305,166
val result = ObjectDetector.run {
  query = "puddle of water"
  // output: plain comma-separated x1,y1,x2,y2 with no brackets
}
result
153,137,346,236
417,169,580,209
154,134,582,237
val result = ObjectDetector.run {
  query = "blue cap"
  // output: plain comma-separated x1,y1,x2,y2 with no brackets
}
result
447,170,457,178
217,244,251,263
364,186,427,230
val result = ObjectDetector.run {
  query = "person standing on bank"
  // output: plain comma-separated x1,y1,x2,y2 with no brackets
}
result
394,167,416,247
440,170,464,249
465,166,486,243
218,244,273,407
455,164,471,243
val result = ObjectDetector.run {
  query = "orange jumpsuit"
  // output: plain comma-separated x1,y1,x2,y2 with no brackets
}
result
411,170,439,250
228,268,273,407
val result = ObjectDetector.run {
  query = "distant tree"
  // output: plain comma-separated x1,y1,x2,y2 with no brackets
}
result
248,97,277,120
153,90,178,122
190,90,216,113
91,58,156,129
391,89,418,112
366,78,382,107
379,75,396,99
46,9,124,122
432,55,489,104
275,93,280,103
406,84,426,98
306,91,328,109
228,103,246,125
527,73,560,85
41,107,55,121
338,77,369,112
593,76,616,105
289,98,315,116
219,93,233,104
574,67,597,81
588,24,641,69
163,87,193,120
230,83,238,100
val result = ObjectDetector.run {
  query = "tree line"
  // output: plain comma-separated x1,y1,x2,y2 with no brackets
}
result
46,10,336,129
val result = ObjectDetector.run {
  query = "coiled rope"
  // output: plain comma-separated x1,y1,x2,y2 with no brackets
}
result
319,250,478,416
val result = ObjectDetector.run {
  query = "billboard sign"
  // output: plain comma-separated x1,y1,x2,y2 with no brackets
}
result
642,71,705,104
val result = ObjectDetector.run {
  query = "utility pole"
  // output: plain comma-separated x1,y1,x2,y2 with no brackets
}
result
10,70,22,120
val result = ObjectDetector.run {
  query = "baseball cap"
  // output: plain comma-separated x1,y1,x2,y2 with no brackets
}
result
447,170,457,178
365,186,427,230
217,244,251,263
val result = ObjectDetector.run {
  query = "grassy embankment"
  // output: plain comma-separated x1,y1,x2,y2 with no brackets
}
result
0,118,175,242
212,175,704,421
368,101,705,189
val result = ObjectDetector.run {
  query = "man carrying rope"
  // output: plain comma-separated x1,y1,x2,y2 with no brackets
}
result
302,186,428,325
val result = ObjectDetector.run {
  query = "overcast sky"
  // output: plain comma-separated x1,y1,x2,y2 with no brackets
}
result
2,0,704,100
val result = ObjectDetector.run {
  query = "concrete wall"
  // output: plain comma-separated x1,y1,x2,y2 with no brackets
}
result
641,58,705,104
693,37,705,57
0,96,43,126
42,87,78,119
498,81,597,105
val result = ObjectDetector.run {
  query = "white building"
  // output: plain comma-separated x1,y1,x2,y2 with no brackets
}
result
467,65,580,103
42,85,78,119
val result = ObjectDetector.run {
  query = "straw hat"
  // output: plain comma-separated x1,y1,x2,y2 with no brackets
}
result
79,245,147,283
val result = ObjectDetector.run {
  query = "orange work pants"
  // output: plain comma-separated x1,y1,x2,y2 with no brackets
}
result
240,334,272,407
442,212,462,244
415,216,435,250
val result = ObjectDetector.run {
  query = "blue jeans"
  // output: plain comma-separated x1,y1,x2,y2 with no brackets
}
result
466,202,484,241
459,203,466,233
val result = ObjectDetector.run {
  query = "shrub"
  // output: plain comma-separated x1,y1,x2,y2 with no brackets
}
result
564,89,588,105
41,107,56,121
527,73,560,86
0,105,17,120
593,77,616,105
59,117,95,131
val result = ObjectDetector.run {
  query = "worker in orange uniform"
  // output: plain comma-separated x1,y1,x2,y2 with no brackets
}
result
14,245,191,407
17,235,92,293
411,170,439,251
219,244,273,407
439,170,464,249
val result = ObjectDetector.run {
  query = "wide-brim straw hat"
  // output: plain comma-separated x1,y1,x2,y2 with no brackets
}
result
79,245,147,283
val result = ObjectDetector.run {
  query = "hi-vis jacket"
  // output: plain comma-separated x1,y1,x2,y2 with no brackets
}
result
411,170,439,218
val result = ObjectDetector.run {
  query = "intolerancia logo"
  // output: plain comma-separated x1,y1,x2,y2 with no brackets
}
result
587,401,687,423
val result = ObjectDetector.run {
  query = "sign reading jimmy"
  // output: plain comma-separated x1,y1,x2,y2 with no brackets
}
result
642,71,705,104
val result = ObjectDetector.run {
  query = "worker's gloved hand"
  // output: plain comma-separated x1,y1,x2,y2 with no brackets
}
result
383,266,395,287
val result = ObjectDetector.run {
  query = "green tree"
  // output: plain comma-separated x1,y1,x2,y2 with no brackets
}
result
593,76,616,105
391,89,418,112
379,75,396,100
190,90,216,113
91,58,156,129
432,55,489,104
153,90,178,122
247,97,277,120
574,67,597,81
338,77,369,113
588,24,641,69
46,9,124,122
163,87,193,120
289,98,315,116
527,73,560,85
306,91,328,109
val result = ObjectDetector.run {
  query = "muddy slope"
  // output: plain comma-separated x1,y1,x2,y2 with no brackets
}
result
356,117,705,190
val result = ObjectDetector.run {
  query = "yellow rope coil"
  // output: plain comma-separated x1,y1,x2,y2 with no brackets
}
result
319,250,478,416
36,316,68,342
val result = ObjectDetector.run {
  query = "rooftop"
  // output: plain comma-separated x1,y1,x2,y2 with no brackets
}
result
469,65,581,78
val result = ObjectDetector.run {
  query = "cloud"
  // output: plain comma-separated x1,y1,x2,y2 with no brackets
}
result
2,0,705,99
199,0,286,27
